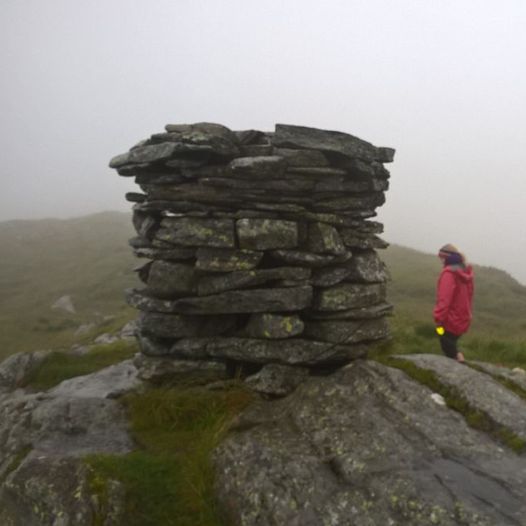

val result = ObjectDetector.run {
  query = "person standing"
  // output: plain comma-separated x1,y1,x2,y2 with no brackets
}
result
433,244,474,363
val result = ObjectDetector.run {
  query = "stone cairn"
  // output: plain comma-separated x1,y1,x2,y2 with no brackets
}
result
110,123,395,393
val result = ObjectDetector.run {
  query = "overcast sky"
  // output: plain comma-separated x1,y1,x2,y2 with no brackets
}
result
2,0,526,283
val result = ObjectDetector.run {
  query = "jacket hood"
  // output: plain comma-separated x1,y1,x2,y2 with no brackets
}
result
443,264,474,283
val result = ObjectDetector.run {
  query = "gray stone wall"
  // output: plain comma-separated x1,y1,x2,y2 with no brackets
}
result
110,123,394,373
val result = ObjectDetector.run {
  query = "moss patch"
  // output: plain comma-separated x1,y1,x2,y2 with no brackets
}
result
87,385,254,526
467,363,526,402
23,340,137,391
378,356,526,454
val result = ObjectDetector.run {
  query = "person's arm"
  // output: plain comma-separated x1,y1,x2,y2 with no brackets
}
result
433,271,456,325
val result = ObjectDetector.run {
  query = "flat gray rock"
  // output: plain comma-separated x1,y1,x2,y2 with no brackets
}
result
138,311,236,338
133,354,228,384
236,218,298,250
272,124,394,163
307,222,346,255
395,354,526,443
214,360,526,526
170,286,313,315
470,361,526,391
245,364,309,396
195,247,263,272
197,267,310,296
227,156,286,179
343,249,389,282
156,217,235,248
0,351,52,394
314,283,386,311
303,317,390,344
48,360,141,399
245,313,305,339
145,260,197,298
171,337,366,366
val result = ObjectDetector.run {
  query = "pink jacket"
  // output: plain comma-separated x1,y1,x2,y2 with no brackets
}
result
433,265,474,336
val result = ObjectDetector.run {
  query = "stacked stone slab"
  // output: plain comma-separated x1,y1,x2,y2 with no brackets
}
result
110,123,395,372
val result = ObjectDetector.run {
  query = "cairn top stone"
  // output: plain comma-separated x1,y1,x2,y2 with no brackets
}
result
273,123,395,163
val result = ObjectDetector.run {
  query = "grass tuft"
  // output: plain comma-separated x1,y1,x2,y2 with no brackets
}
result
87,385,254,526
23,340,138,391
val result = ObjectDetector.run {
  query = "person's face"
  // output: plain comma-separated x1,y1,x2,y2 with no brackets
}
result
438,253,446,263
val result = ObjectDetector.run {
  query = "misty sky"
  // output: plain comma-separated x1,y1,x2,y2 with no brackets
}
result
2,0,526,283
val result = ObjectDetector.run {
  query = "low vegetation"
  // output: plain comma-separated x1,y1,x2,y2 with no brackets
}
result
87,386,254,526
0,211,136,358
23,340,138,391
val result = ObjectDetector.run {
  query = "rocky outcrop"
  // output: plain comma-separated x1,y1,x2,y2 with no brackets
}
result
110,122,394,390
214,356,526,526
0,357,141,525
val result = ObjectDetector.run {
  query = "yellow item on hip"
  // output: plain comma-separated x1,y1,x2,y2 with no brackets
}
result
436,326,445,336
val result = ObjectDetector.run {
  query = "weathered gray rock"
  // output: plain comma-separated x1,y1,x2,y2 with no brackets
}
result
197,267,310,296
156,217,235,248
138,311,236,338
171,286,313,315
236,218,298,250
245,364,309,396
0,456,125,526
195,247,263,272
270,249,351,267
272,148,330,167
343,249,389,282
172,337,366,365
227,156,286,179
313,193,385,212
133,354,228,384
395,354,526,443
307,222,346,255
471,361,526,391
245,313,304,339
109,142,181,168
0,351,52,393
303,317,390,344
339,228,389,249
273,124,394,163
133,246,196,261
314,283,386,311
306,302,393,320
51,295,76,314
48,360,141,399
162,122,240,158
199,175,315,193
239,144,273,156
311,265,352,287
145,260,197,298
214,360,526,526
126,288,178,313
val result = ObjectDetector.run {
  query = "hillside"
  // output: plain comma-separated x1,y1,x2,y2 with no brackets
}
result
1,212,526,361
0,211,136,357
382,244,526,338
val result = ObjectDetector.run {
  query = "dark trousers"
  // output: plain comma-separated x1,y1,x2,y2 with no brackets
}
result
439,331,460,359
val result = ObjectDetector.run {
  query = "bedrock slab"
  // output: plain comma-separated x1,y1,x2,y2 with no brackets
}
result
214,359,526,526
395,354,526,443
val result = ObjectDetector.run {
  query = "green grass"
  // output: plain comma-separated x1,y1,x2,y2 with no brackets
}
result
23,340,138,391
377,356,526,454
369,312,526,369
87,386,254,526
0,211,137,358
382,244,526,339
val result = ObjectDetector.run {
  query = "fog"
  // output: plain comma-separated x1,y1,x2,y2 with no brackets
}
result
2,0,525,283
